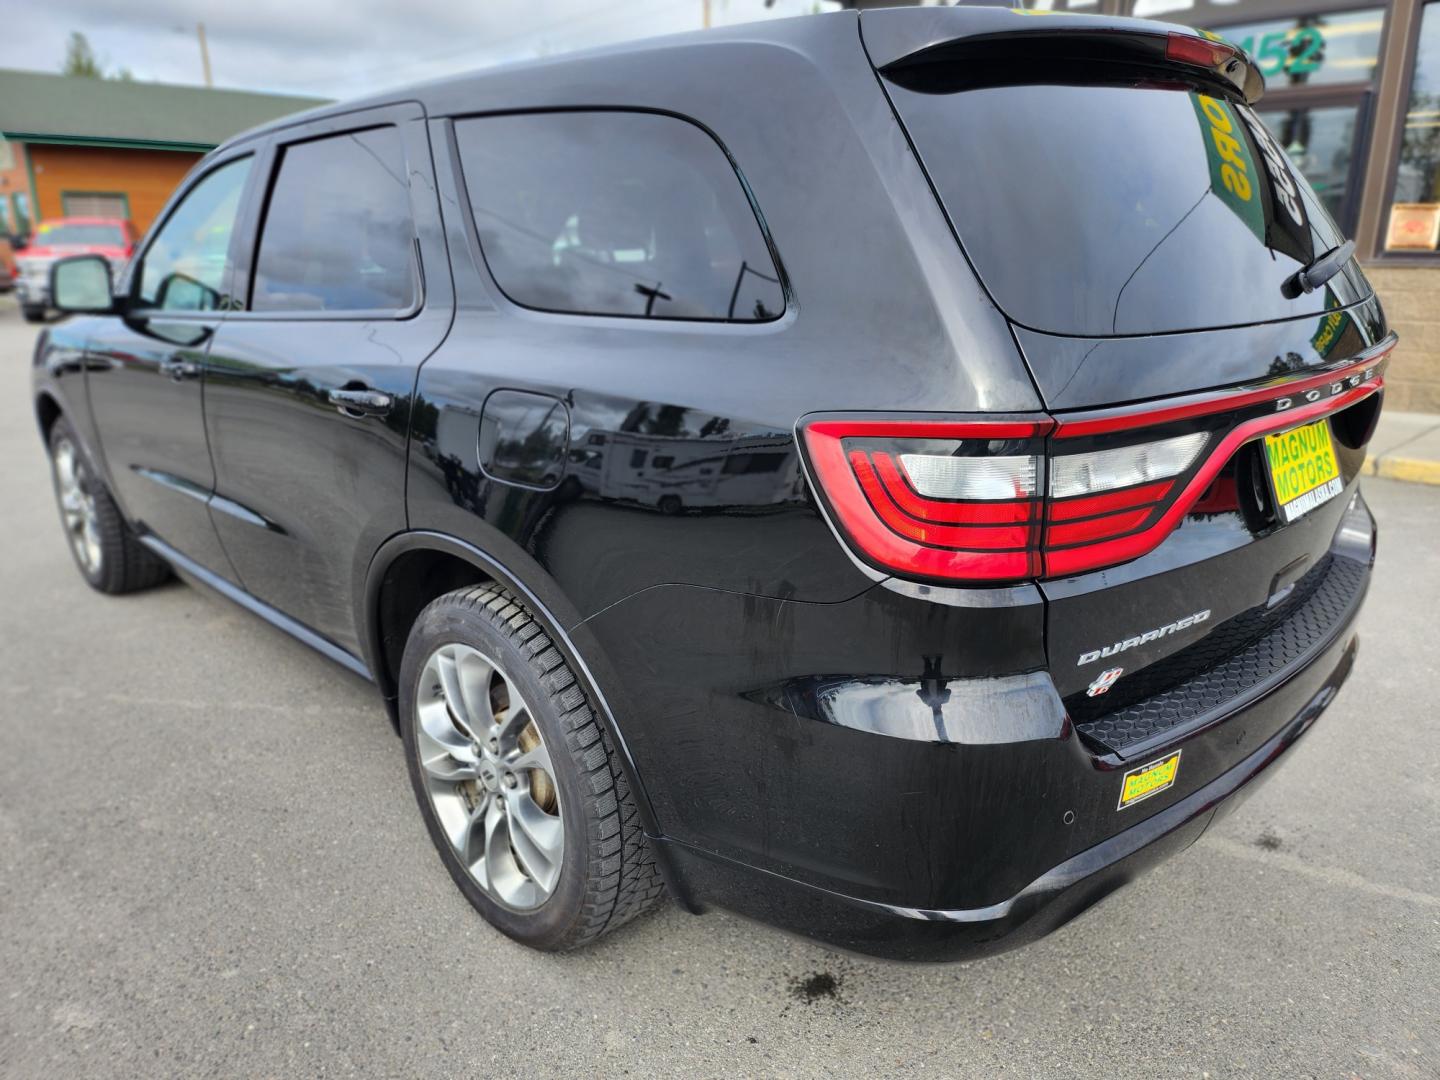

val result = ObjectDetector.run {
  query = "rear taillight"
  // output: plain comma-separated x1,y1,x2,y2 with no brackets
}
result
799,345,1391,586
804,419,1050,582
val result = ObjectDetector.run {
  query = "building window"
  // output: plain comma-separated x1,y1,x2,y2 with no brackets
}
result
1216,9,1386,88
1386,1,1440,251
1255,105,1360,226
12,193,30,236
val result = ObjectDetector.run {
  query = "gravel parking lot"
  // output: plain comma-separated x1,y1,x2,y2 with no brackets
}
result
1,292,1437,1079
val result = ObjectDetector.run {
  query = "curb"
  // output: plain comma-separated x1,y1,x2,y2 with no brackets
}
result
1363,455,1440,486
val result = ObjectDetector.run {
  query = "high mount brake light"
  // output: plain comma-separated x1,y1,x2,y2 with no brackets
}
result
1165,32,1240,71
800,347,1391,586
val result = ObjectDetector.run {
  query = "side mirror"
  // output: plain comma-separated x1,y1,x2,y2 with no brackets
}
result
51,255,118,315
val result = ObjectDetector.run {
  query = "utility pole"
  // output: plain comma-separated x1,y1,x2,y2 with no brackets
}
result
702,0,711,28
196,22,213,87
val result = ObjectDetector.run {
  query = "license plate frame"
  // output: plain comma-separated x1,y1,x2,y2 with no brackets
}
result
1263,418,1343,524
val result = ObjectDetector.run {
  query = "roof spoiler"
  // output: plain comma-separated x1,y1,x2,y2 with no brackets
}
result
863,9,1265,105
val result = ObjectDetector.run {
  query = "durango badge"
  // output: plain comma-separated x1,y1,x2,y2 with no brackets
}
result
1087,667,1124,697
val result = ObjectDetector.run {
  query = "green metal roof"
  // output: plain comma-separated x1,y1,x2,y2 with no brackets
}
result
0,68,328,152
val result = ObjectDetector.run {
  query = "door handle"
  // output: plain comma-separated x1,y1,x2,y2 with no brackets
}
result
159,357,202,381
327,387,393,418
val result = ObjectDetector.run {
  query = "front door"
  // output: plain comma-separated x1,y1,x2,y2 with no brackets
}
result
202,108,453,655
84,153,255,581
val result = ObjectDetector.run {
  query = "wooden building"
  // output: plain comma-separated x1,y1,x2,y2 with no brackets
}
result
0,69,323,237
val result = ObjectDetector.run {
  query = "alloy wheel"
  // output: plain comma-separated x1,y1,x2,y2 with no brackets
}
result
52,437,102,577
415,643,563,910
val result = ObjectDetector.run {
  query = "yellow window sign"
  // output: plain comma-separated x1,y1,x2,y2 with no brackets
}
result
1264,418,1342,523
1118,750,1182,810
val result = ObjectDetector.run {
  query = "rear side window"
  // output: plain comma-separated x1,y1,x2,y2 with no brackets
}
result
454,111,784,322
251,127,416,313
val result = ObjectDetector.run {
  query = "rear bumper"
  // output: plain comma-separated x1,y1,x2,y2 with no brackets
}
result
15,278,48,306
607,492,1374,960
656,622,1357,960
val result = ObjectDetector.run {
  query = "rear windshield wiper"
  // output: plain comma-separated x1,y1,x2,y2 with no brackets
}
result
1283,239,1355,299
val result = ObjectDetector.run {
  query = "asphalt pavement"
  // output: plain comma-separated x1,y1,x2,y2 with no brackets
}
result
1,293,1437,1079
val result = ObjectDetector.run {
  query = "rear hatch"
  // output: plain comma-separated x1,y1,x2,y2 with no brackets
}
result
859,9,1392,755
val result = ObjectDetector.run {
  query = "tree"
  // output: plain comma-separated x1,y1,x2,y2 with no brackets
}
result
62,32,103,78
60,32,132,80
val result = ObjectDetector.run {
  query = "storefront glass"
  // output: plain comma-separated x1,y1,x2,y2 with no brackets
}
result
1387,1,1440,251
1257,105,1359,224
1216,8,1386,87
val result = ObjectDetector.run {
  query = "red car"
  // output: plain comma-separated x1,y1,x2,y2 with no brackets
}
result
16,217,137,323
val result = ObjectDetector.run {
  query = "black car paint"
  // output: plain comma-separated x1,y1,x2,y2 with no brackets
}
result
31,9,1384,960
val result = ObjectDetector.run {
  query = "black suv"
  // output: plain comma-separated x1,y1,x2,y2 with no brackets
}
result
33,8,1391,959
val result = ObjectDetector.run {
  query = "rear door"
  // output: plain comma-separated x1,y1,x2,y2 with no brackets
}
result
202,104,453,656
84,152,255,582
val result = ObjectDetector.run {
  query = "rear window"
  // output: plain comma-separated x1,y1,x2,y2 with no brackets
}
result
454,111,784,322
883,79,1365,336
36,223,125,247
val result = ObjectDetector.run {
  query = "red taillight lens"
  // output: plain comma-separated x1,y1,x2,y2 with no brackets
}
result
798,350,1388,586
802,419,1051,583
1165,32,1240,70
801,418,1206,585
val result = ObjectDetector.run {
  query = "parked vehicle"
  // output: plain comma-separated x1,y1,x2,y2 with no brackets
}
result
33,8,1390,959
16,216,136,322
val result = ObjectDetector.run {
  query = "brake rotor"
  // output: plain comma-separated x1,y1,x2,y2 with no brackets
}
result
517,721,556,813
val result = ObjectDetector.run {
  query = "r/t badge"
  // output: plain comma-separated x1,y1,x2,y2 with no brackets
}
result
1087,667,1124,697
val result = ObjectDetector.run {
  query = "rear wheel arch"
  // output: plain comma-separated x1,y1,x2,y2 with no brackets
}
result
362,531,672,870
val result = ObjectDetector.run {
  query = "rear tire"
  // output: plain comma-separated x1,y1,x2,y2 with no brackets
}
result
47,418,170,594
22,305,45,324
399,583,665,951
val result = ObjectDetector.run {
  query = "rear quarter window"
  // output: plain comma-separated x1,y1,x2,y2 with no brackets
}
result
453,111,784,323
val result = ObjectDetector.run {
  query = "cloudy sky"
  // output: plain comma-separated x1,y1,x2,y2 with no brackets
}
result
1,0,837,100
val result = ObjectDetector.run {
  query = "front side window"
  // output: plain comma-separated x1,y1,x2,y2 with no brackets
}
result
454,111,784,322
250,127,417,313
138,156,251,311
1386,2,1440,251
